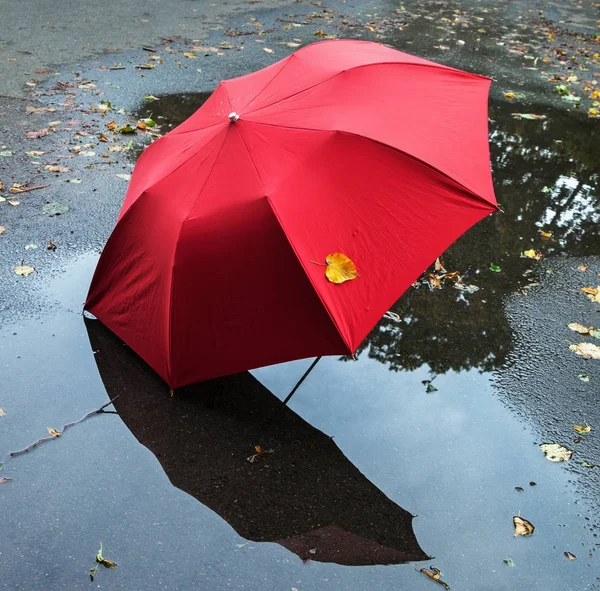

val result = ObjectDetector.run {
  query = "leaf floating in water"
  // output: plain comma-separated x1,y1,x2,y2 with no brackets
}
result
14,263,35,277
47,427,62,437
323,253,359,284
564,552,576,560
569,343,600,360
422,379,438,393
573,423,591,434
420,567,450,589
513,516,535,536
567,323,592,335
539,443,573,462
581,286,600,303
504,556,515,567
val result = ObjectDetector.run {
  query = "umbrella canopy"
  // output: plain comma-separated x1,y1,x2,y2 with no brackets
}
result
86,318,429,566
86,39,497,389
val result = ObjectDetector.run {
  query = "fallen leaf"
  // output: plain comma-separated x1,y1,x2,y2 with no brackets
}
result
47,427,62,437
564,552,576,560
522,249,542,260
513,516,535,536
511,113,546,120
0,408,6,416
419,567,449,590
314,29,326,37
581,286,600,303
48,120,61,127
514,486,524,492
119,124,136,134
24,243,37,250
504,556,515,567
570,343,600,359
144,95,159,101
425,273,442,289
567,323,591,335
504,92,516,99
324,253,358,284
578,372,591,382
422,379,438,393
43,202,70,216
262,47,274,54
44,164,71,173
539,443,573,462
79,151,96,157
580,461,595,468
573,423,591,434
577,265,589,271
591,329,600,340
26,106,56,114
106,120,117,131
489,263,501,272
541,186,552,194
0,226,5,235
137,120,147,131
539,230,552,239
25,150,45,156
0,150,14,157
116,173,131,181
47,240,56,251
68,179,82,184
0,477,14,484
14,264,34,276
286,42,301,48
434,257,446,273
24,128,49,139
99,133,109,142
8,199,20,206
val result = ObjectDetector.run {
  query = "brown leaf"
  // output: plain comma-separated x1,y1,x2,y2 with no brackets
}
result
581,286,600,303
426,273,442,289
98,133,109,142
24,128,49,139
577,265,589,272
513,516,535,536
44,164,71,173
106,120,117,131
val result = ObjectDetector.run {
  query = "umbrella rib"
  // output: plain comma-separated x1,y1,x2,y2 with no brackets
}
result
246,121,496,209
243,61,488,120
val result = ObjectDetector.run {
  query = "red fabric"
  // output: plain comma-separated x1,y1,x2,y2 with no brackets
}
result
86,40,497,388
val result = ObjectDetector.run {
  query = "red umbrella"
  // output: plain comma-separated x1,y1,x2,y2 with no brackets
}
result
86,39,497,390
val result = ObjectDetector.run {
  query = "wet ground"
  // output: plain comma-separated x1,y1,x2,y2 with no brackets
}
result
1,0,600,589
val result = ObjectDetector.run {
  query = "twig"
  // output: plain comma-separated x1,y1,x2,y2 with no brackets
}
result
10,184,50,194
10,397,119,457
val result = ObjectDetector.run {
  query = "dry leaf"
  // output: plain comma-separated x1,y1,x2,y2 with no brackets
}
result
0,477,14,484
324,253,358,284
567,323,591,335
44,164,71,173
581,286,600,303
426,273,442,289
539,230,552,239
513,516,535,536
573,423,591,434
8,200,20,206
419,567,449,590
25,150,45,156
0,226,5,235
434,258,446,273
570,343,600,359
522,249,542,260
564,552,576,560
262,47,274,54
24,128,49,139
106,120,117,131
183,52,197,59
108,146,123,152
0,408,6,416
540,443,573,462
14,264,34,276
116,174,131,181
98,133,109,142
577,265,589,272
26,106,56,114
47,427,62,437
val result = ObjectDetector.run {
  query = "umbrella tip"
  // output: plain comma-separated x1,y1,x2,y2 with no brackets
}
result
228,112,239,123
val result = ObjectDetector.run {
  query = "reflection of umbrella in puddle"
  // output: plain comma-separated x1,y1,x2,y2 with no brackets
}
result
86,318,429,566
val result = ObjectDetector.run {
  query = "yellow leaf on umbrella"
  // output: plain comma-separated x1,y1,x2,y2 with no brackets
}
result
513,516,535,536
573,423,591,434
523,249,542,260
324,253,358,284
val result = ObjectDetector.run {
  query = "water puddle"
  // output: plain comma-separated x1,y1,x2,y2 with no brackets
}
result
1,93,598,589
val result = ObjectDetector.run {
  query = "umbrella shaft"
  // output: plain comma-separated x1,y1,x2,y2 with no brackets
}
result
282,356,322,407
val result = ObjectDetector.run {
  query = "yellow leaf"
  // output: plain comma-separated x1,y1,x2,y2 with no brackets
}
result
314,29,326,37
589,108,598,117
0,226,5,235
504,92,516,99
582,286,600,303
513,516,535,536
577,265,589,271
426,273,442,289
567,322,591,335
324,253,358,284
573,423,591,434
183,52,197,59
522,249,542,260
434,257,446,273
97,558,117,568
47,427,62,437
570,342,600,359
14,264,34,276
540,443,573,462
539,230,552,238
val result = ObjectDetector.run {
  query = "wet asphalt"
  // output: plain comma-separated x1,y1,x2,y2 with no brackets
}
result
1,0,599,589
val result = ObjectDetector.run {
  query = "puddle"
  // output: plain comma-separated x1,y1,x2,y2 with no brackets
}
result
1,92,599,589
